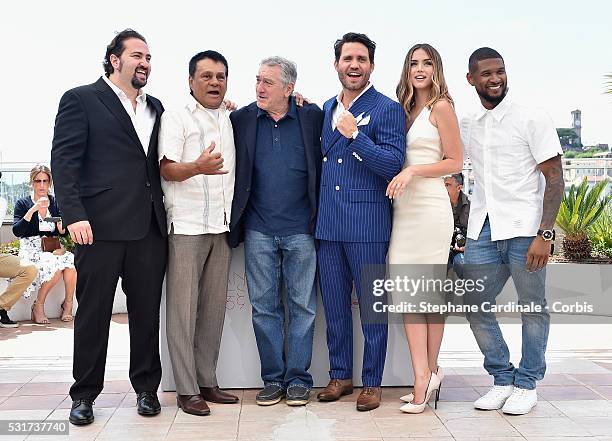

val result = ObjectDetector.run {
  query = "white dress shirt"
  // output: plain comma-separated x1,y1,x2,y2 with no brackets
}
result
102,75,155,155
332,82,373,130
158,95,236,235
461,93,563,241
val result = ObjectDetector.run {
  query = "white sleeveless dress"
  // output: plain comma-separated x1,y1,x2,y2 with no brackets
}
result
388,107,453,306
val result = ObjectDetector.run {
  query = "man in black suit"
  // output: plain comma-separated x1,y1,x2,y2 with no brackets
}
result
229,56,323,407
51,29,168,425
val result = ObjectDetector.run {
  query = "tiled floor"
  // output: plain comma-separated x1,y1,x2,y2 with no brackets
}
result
2,316,612,440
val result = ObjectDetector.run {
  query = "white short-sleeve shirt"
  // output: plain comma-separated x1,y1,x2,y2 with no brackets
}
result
158,95,236,235
460,93,563,241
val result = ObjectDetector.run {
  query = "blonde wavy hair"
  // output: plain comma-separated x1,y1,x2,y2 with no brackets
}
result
396,43,453,123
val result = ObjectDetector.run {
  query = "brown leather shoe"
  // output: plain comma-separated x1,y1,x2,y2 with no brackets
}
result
199,386,239,404
356,387,382,411
176,394,210,416
317,379,353,402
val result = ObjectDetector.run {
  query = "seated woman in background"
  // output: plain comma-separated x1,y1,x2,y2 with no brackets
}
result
13,165,76,324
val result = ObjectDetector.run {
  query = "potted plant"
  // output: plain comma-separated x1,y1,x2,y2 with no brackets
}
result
556,178,611,261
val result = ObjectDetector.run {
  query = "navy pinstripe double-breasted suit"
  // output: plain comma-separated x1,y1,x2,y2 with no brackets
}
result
315,86,406,386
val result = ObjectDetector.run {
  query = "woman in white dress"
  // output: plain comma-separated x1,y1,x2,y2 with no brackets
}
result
13,165,76,324
387,44,463,413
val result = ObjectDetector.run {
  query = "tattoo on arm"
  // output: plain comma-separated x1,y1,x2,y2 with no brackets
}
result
539,155,564,230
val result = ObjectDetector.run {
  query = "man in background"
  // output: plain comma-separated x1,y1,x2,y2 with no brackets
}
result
0,171,38,328
445,173,469,278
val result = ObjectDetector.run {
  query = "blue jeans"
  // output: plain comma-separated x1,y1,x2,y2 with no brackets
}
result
464,218,548,390
244,229,317,389
448,251,465,278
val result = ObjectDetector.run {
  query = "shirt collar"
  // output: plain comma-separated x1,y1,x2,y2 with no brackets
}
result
336,82,373,109
257,96,297,120
102,75,147,104
476,89,512,122
186,93,227,114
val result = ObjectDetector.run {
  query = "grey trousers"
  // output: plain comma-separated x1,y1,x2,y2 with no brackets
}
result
166,230,231,395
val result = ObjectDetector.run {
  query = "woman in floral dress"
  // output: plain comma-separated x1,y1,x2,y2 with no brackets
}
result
13,165,76,324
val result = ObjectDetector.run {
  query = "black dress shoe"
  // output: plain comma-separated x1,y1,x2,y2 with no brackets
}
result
137,392,161,416
69,399,94,426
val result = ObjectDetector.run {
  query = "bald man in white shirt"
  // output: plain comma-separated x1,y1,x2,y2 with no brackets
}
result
461,47,564,416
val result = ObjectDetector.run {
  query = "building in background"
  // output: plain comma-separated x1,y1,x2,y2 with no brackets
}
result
557,109,583,151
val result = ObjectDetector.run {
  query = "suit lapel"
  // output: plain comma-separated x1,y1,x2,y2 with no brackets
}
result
322,100,341,155
146,97,163,158
244,105,258,164
298,106,315,171
346,85,377,120
94,78,145,154
322,86,378,155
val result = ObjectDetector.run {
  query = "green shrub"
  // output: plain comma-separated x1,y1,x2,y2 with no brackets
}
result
588,203,612,250
0,240,20,256
59,235,76,252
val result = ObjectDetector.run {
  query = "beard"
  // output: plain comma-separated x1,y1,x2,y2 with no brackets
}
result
131,74,147,89
117,61,148,89
478,85,507,107
338,71,369,92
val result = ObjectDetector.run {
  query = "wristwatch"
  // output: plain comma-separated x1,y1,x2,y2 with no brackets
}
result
537,229,555,241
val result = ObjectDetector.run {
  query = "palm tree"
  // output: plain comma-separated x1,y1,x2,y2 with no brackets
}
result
556,178,611,260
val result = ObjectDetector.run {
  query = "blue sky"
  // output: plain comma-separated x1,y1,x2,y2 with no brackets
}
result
1,0,611,162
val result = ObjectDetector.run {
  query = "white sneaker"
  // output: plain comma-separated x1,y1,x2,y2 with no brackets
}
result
474,385,514,410
502,387,537,415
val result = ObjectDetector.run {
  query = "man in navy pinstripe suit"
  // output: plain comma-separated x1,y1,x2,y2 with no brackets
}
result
315,32,406,411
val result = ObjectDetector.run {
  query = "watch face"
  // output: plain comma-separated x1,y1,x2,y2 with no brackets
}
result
542,230,554,240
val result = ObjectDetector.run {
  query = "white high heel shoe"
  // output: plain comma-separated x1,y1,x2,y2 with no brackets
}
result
399,372,441,414
400,366,444,403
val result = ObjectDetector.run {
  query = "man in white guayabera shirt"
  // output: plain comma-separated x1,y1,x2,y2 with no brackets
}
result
461,47,564,416
159,50,237,416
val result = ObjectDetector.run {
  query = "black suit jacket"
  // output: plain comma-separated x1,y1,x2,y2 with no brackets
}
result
51,77,167,241
228,101,324,248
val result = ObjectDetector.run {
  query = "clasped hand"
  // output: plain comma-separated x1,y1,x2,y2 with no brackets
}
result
337,111,357,138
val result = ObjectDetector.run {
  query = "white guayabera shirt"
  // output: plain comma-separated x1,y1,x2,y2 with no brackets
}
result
158,95,236,235
461,93,563,241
